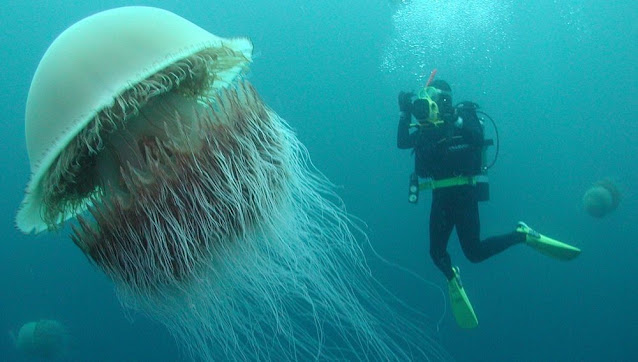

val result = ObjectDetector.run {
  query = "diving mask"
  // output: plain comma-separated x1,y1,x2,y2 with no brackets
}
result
419,86,452,104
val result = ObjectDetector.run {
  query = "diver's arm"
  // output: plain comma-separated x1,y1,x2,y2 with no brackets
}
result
397,91,415,149
397,112,415,149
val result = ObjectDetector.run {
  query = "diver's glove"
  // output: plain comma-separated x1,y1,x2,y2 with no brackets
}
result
398,91,414,113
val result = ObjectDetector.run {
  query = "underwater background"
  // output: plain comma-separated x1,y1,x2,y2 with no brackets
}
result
0,0,636,361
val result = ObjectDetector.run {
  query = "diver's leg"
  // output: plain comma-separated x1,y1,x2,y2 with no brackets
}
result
429,191,455,281
440,188,479,328
456,188,524,263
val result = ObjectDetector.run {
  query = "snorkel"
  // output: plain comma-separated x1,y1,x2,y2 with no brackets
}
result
425,68,437,88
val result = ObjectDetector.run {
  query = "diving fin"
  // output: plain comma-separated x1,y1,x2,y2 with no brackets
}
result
448,266,478,329
517,222,581,261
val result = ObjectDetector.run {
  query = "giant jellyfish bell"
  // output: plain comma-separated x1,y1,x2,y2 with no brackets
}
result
17,6,446,361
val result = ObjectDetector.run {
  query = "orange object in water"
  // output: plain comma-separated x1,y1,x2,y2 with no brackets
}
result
425,68,437,87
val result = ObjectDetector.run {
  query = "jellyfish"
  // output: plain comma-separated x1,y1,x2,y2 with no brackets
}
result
16,6,447,361
583,179,621,218
11,320,70,359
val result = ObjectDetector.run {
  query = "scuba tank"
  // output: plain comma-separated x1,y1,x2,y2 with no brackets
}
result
475,138,494,202
475,103,499,202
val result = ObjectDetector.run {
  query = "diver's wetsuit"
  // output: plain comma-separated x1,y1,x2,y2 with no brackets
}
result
397,105,524,281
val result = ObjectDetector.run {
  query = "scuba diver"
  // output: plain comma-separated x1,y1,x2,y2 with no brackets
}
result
396,75,581,329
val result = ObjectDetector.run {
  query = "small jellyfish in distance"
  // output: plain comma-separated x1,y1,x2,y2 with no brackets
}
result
11,320,70,359
582,179,621,218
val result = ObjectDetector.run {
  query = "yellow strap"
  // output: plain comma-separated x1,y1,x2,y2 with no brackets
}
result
409,118,444,129
418,176,477,191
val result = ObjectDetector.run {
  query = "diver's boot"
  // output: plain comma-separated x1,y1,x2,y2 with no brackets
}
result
447,266,478,329
517,221,581,261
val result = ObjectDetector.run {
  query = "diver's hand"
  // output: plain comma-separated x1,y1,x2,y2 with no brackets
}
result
398,91,414,112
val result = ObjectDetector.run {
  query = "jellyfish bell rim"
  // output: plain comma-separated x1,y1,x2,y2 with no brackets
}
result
17,6,253,234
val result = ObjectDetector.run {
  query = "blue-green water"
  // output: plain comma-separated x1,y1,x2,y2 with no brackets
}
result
1,1,636,361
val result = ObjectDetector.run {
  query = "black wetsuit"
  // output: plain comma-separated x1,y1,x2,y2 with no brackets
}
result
397,105,524,281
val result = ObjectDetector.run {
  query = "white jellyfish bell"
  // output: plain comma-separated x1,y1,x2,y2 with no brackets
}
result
17,6,447,361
